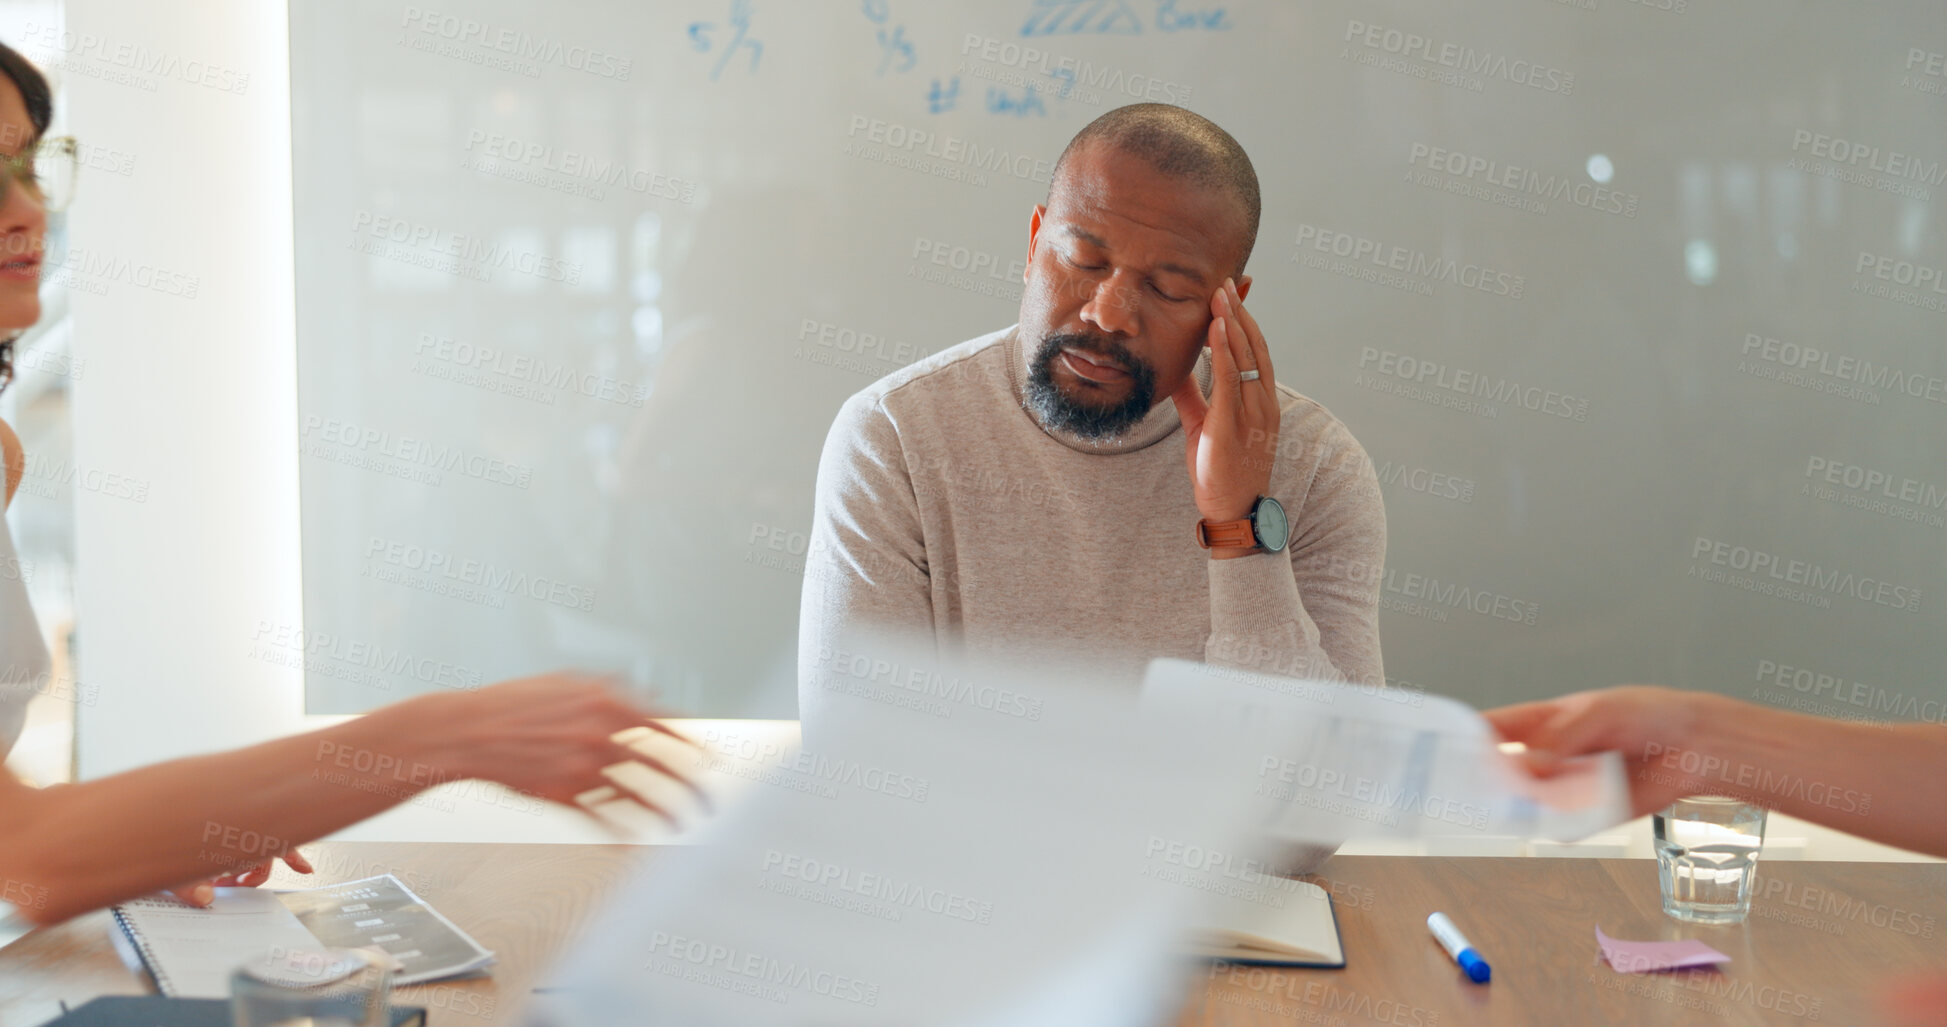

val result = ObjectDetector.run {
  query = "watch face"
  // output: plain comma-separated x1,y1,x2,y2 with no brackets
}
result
1254,497,1288,552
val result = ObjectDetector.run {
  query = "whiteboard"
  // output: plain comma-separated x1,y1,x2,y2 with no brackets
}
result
290,0,1947,720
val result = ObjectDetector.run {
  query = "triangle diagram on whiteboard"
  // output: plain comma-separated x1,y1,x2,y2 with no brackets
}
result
1022,0,1144,37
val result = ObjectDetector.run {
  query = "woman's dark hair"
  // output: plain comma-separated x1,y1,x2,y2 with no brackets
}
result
0,40,50,394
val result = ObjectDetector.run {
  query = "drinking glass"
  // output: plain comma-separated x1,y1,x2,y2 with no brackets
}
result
230,946,392,1027
1653,796,1767,924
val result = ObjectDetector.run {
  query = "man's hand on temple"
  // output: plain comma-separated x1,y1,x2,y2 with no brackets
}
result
1171,277,1280,557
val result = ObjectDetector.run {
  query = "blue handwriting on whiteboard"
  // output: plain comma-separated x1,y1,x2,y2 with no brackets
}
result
1155,0,1230,31
688,0,763,81
986,84,1048,117
1021,0,1143,36
927,76,961,113
861,0,917,75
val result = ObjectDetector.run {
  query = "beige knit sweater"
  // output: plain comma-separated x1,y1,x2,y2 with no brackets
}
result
798,325,1387,723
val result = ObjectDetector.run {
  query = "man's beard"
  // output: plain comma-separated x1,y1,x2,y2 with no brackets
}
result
1024,332,1158,442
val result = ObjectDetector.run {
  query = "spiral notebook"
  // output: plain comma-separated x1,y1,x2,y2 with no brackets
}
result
111,874,495,998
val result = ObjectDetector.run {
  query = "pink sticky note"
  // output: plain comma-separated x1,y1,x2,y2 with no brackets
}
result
1596,927,1731,974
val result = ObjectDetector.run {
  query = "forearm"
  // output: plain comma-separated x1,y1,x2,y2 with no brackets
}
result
1215,427,1387,687
798,542,935,737
1672,695,1947,857
2,694,473,924
1204,548,1344,680
798,400,934,735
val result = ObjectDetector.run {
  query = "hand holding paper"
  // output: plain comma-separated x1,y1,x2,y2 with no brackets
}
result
1139,660,1632,848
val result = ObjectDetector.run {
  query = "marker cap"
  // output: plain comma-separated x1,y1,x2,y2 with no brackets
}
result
1457,949,1491,984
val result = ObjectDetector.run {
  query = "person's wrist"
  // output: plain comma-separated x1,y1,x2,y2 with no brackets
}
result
1674,690,1729,751
1202,498,1255,522
1200,493,1268,559
1665,689,1736,797
360,690,476,786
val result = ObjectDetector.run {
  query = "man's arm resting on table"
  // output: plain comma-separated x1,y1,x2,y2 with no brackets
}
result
798,392,934,734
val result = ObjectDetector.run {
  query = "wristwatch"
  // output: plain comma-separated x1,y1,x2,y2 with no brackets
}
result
1195,496,1288,553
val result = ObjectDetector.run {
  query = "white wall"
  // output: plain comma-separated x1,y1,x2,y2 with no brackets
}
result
57,0,627,842
60,0,304,768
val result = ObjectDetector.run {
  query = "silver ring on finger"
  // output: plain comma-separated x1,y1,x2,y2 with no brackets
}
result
1238,369,1261,382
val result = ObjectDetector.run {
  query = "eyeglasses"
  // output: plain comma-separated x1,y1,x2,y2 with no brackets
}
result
0,136,78,214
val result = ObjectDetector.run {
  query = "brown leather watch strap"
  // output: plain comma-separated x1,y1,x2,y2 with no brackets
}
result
1195,517,1257,549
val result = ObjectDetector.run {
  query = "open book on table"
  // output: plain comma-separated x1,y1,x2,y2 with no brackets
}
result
1187,876,1345,968
110,873,493,998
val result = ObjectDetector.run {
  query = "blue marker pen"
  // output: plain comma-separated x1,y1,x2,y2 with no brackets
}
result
1427,912,1491,984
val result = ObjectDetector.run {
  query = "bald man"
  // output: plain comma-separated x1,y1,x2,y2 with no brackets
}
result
801,104,1386,721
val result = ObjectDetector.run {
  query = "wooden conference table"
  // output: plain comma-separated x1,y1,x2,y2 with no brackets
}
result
0,843,1939,1026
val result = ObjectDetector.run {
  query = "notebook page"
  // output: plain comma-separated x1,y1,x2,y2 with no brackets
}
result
1188,879,1342,963
115,890,320,997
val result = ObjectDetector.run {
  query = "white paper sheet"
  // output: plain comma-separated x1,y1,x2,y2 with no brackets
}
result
1140,659,1630,848
278,874,495,985
529,634,1281,1027
0,902,32,953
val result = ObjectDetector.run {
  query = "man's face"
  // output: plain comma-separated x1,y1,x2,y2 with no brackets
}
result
1018,142,1249,441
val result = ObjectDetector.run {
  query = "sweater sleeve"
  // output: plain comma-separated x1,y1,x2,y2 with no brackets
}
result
1204,414,1387,687
797,391,935,736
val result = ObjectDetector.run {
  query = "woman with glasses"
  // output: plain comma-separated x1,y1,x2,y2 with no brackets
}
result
0,44,72,757
0,42,700,928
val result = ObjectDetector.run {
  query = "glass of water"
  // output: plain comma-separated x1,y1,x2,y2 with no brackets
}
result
1653,796,1767,924
230,946,392,1027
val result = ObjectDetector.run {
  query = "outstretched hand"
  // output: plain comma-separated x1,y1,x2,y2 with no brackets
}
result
1483,686,1716,818
426,672,710,828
